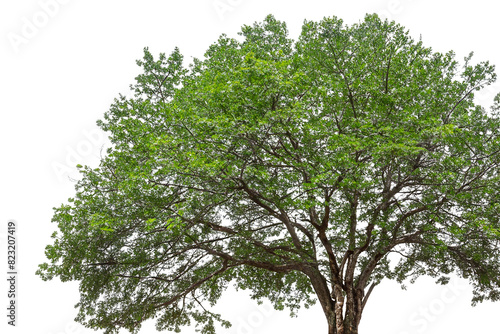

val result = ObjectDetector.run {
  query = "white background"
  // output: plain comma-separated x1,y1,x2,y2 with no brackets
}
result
1,0,499,333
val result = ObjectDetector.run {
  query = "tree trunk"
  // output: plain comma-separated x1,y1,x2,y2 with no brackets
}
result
332,286,362,334
326,311,359,334
302,266,368,334
327,317,336,334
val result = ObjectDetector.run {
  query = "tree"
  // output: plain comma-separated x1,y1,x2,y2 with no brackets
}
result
37,14,500,334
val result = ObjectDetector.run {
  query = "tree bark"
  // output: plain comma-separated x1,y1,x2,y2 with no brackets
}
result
332,284,364,334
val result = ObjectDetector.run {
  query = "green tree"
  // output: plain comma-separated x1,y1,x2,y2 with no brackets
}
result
37,14,500,334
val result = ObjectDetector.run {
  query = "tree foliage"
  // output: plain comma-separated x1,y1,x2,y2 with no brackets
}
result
37,14,500,334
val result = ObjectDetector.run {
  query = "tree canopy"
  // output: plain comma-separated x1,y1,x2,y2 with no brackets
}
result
37,14,500,334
